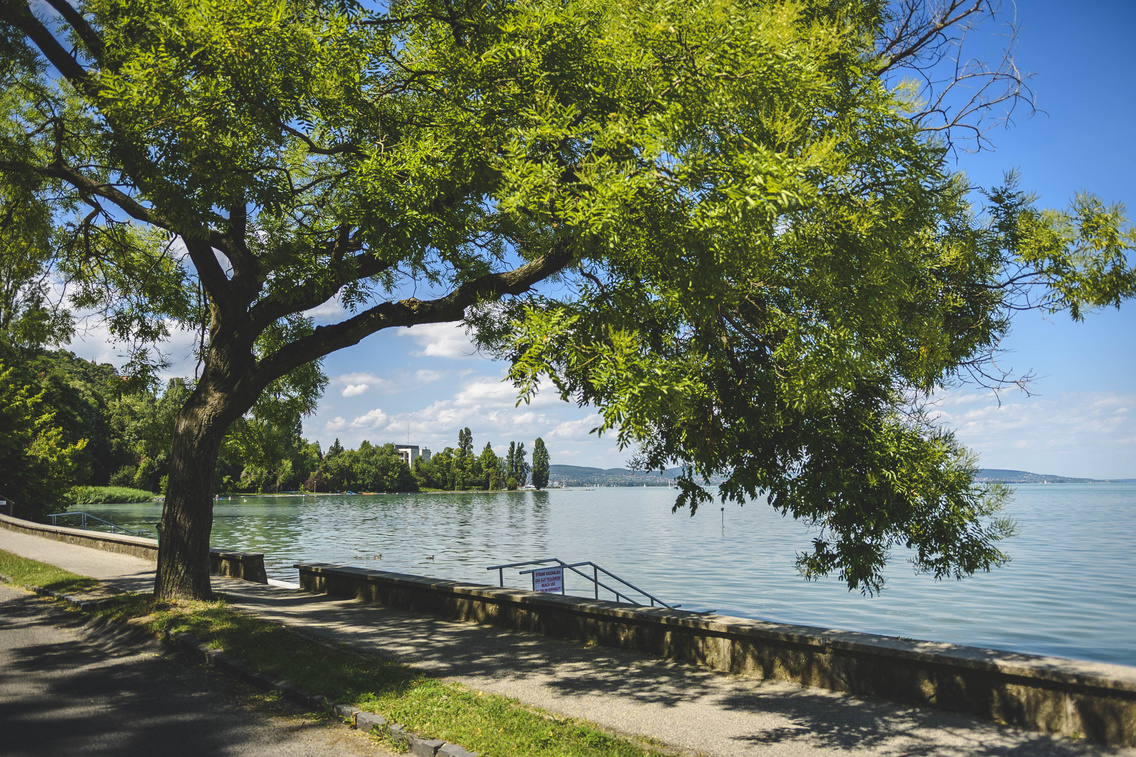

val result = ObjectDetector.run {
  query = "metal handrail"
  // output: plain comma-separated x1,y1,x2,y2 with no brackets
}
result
46,511,151,537
486,557,678,610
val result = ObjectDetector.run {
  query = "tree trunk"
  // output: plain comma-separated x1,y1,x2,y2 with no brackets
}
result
154,362,253,600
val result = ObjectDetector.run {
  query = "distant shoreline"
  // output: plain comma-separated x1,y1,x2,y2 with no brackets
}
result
973,469,1136,484
548,464,1135,487
200,472,1136,498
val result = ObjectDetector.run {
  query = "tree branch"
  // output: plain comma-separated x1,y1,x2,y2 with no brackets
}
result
874,0,1034,154
252,240,576,385
35,160,165,228
278,122,366,158
1,1,92,89
244,231,379,332
41,0,104,66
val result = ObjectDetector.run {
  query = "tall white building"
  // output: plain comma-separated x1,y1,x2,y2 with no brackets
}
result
396,445,431,467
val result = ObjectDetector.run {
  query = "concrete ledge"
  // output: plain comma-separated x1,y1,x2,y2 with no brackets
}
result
0,514,267,584
209,547,269,584
296,561,1136,747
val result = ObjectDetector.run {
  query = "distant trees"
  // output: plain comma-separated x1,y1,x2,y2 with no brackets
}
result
310,440,417,493
0,356,87,520
0,345,142,518
0,348,427,507
414,431,547,492
108,378,191,493
503,442,530,490
0,348,549,511
296,438,415,493
479,443,506,491
531,438,550,491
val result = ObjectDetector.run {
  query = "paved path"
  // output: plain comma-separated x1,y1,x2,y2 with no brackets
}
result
0,582,393,757
2,528,1129,757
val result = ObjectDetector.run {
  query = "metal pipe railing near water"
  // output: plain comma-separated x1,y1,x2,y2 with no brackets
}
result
486,557,677,610
46,511,151,537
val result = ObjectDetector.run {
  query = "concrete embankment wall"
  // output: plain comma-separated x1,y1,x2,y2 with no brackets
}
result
296,562,1136,747
0,514,267,583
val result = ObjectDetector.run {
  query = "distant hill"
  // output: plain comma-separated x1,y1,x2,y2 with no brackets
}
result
548,465,674,487
550,465,1128,487
975,469,1110,484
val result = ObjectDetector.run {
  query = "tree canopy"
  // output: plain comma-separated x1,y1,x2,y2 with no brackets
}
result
1,0,1133,598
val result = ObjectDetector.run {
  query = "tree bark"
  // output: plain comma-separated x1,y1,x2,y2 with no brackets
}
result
154,355,256,600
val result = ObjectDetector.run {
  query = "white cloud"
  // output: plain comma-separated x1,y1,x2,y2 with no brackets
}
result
333,371,381,385
305,355,625,467
453,378,518,406
933,387,1136,478
930,390,999,409
303,297,348,323
548,414,605,440
331,372,385,397
414,369,444,384
351,408,389,429
399,322,480,359
305,395,629,468
67,317,201,382
448,373,561,409
331,369,447,398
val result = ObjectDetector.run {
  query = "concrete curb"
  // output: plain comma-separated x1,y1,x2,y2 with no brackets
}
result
1,575,478,757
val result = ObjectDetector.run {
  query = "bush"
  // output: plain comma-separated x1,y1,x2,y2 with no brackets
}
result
108,466,136,487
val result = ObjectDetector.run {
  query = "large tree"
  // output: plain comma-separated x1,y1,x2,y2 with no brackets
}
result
2,0,1133,600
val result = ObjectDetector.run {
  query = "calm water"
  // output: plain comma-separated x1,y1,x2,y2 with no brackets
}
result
83,483,1136,666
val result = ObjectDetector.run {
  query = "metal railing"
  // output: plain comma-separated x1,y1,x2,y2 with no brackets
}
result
45,511,151,537
487,557,678,610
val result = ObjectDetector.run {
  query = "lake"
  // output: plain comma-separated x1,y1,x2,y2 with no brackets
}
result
82,483,1136,667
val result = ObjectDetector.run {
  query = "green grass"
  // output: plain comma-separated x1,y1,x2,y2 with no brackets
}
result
69,486,159,505
0,549,668,757
0,551,100,594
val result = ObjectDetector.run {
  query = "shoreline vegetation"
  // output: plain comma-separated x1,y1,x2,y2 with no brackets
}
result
0,349,556,520
68,486,162,505
0,550,671,757
68,470,1135,508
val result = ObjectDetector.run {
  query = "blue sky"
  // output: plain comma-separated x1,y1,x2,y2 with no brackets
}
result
69,1,1136,478
926,0,1136,478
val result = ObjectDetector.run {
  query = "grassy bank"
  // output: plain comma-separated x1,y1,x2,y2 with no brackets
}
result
0,550,669,757
69,486,159,505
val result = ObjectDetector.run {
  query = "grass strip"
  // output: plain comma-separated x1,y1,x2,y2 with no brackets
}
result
0,550,100,595
0,550,669,757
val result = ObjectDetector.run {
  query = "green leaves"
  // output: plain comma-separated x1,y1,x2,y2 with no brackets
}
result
478,1,1132,593
90,0,364,217
0,361,89,518
1012,192,1136,320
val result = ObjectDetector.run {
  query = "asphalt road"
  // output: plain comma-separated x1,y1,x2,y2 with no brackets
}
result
0,584,394,757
